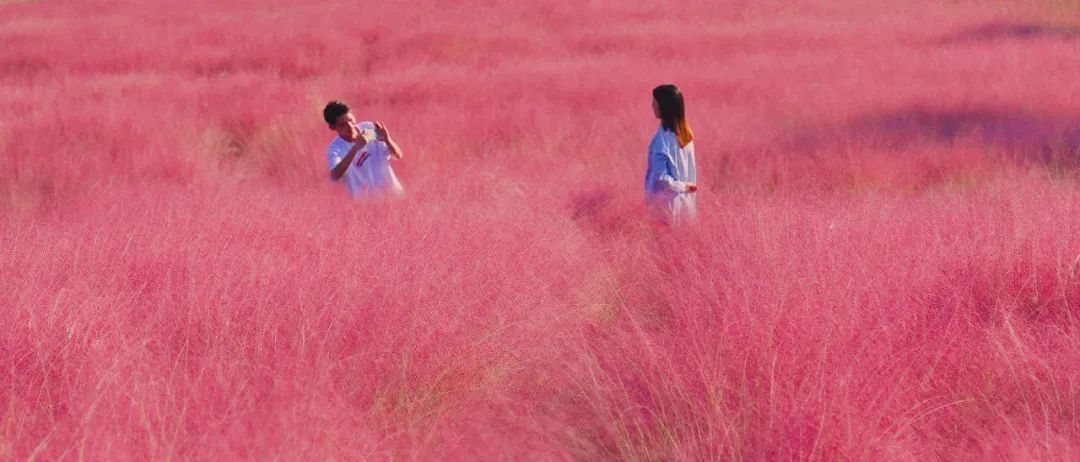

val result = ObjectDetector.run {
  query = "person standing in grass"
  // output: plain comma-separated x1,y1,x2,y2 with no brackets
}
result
645,84,698,223
322,100,405,197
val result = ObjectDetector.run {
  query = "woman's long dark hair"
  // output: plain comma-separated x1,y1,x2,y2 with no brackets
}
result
653,84,694,148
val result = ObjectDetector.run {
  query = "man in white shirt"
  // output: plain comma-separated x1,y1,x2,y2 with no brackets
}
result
323,100,405,197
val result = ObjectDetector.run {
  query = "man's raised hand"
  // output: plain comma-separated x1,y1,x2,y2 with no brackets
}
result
374,121,390,142
354,124,373,146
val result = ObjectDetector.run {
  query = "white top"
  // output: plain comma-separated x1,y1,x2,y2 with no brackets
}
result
644,126,697,221
326,136,404,197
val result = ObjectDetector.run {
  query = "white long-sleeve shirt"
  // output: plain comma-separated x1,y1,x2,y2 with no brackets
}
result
644,126,697,222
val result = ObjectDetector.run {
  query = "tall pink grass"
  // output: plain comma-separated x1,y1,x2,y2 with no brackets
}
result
2,0,1079,459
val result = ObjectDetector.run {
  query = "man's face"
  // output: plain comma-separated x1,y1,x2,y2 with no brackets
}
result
332,112,359,141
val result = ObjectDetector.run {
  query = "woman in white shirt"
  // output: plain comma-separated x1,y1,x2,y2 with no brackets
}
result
645,84,698,223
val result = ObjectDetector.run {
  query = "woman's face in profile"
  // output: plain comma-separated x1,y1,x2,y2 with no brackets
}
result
652,97,660,119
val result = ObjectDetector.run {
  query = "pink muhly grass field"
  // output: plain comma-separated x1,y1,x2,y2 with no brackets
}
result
2,0,1079,459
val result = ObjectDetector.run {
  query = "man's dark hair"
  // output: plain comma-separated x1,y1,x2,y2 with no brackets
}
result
323,101,350,126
